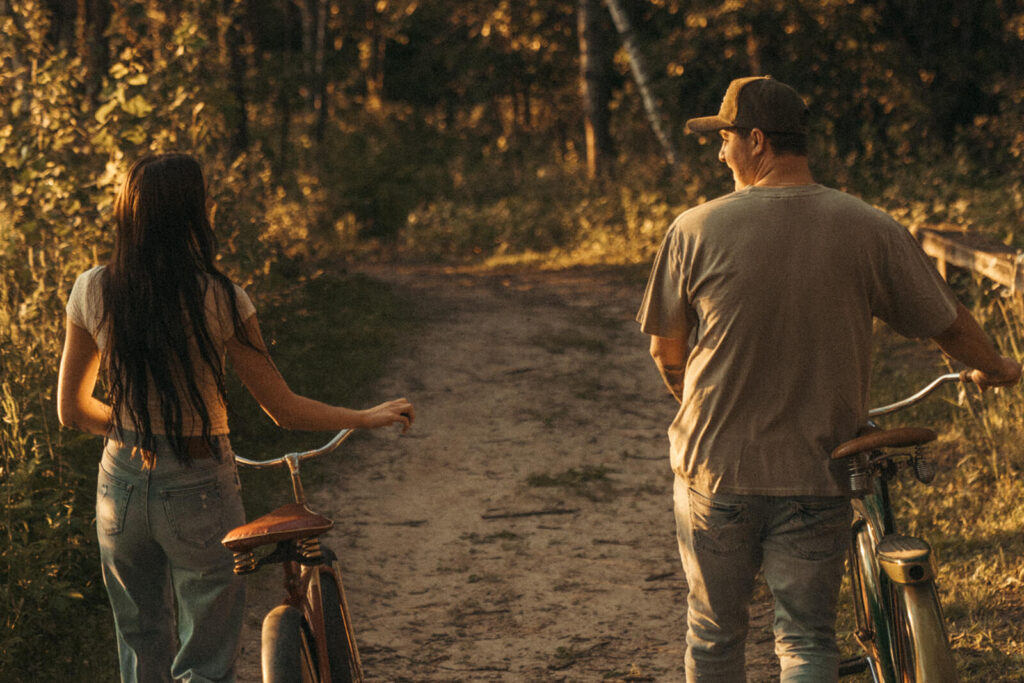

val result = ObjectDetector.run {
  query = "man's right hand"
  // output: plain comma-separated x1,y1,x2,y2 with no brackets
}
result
961,357,1022,391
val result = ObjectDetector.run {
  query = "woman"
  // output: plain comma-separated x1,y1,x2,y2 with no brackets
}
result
57,153,414,683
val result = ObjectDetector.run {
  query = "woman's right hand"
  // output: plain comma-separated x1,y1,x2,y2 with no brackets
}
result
360,398,415,432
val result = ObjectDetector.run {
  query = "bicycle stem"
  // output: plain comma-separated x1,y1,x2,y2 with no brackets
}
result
285,453,308,504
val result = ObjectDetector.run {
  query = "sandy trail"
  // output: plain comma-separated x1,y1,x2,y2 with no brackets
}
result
236,264,778,682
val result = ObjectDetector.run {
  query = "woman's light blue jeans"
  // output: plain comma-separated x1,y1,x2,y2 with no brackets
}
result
96,435,246,683
674,476,852,682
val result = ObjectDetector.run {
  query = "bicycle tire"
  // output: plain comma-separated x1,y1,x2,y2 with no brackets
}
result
307,549,363,683
890,581,958,682
261,604,318,683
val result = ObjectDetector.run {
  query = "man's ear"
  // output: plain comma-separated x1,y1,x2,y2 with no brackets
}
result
750,128,768,155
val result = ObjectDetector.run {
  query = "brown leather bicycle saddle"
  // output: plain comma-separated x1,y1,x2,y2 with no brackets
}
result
222,503,333,553
831,427,937,460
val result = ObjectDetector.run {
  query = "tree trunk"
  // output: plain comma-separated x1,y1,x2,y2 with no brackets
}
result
45,0,75,48
745,30,762,76
312,0,328,141
603,0,678,168
222,0,249,158
277,0,294,171
297,0,313,91
578,0,615,179
74,0,109,101
296,0,327,140
360,0,385,111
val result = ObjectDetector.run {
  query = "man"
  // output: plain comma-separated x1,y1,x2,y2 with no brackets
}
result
636,76,1020,681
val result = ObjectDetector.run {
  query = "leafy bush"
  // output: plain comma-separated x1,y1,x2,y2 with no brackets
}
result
0,5,322,676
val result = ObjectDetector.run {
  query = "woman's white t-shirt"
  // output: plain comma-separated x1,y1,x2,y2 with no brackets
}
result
66,265,257,436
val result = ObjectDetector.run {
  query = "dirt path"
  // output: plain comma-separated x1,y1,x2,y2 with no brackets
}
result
236,264,779,682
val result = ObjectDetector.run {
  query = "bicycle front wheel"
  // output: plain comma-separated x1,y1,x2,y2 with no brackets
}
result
307,549,363,683
261,604,318,683
891,581,958,682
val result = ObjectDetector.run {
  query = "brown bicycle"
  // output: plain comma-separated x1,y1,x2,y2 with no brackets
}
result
222,429,363,683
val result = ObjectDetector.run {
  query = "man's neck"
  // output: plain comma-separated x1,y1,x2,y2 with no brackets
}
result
750,155,814,188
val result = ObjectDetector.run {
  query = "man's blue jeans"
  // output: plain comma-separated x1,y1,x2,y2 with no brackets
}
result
96,435,246,683
674,476,852,682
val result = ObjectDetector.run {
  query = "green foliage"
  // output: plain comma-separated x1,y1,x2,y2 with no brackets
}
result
1,9,111,674
0,2,383,676
396,155,688,264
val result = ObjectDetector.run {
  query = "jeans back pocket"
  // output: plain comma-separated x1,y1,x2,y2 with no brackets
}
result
687,488,751,555
97,464,134,537
161,479,225,548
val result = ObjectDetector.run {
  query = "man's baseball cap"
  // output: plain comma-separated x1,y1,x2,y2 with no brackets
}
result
685,76,808,134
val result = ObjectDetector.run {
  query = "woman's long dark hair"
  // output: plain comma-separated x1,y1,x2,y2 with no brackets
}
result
101,153,252,464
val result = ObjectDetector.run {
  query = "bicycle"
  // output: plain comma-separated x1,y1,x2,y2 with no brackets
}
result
222,429,364,683
833,372,966,682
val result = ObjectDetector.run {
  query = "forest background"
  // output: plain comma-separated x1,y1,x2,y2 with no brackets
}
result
2,0,1024,679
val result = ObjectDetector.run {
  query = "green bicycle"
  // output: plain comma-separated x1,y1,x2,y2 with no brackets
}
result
834,372,964,682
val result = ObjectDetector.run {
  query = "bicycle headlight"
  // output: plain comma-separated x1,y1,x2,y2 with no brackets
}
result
876,534,936,584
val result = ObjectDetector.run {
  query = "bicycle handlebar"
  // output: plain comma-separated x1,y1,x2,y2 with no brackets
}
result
226,376,962,465
868,372,962,418
233,428,356,469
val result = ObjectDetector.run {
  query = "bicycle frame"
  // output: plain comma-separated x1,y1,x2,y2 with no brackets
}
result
849,474,916,682
849,485,894,681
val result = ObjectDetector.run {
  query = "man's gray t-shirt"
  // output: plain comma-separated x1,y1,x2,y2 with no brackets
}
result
637,185,958,496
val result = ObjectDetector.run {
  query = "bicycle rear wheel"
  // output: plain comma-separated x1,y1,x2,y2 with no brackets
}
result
307,549,363,683
261,605,318,683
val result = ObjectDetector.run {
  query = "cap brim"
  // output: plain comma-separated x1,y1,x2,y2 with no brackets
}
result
685,116,732,133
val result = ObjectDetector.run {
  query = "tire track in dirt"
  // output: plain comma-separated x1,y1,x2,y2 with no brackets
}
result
236,264,779,682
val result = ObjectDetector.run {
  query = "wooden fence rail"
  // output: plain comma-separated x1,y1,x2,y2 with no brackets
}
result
912,226,1024,294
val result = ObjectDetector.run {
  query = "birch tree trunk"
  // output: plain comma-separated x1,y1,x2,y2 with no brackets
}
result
603,0,679,168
